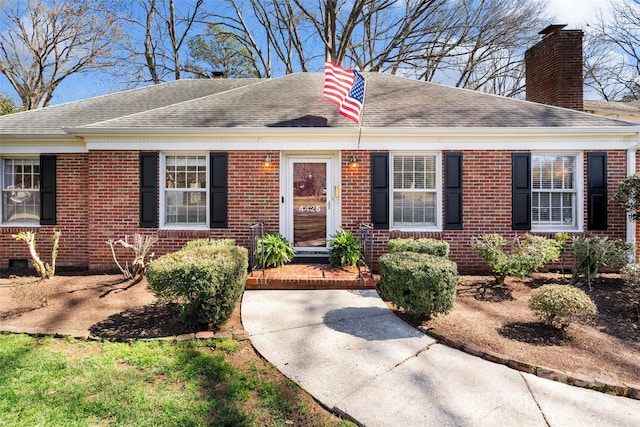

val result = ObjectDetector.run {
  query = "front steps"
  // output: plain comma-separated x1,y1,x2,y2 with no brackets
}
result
246,264,378,290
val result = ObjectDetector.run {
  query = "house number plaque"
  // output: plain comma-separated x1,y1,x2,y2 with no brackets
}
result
299,205,322,212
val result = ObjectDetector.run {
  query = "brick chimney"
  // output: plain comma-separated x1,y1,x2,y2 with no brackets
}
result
525,25,583,111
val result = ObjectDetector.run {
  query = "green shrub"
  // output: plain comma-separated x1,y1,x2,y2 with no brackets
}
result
613,173,640,221
471,233,560,286
571,236,631,289
529,284,597,330
620,262,640,296
388,237,449,257
146,243,248,327
378,251,458,318
256,233,296,268
182,238,235,249
328,229,361,268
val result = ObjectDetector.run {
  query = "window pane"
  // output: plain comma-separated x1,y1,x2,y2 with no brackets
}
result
393,155,437,190
532,191,575,226
563,193,574,225
392,154,437,226
164,155,207,225
392,192,435,226
531,154,577,228
2,158,40,223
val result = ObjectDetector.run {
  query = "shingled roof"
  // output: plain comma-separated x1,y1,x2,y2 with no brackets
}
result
0,79,259,137
1,73,635,139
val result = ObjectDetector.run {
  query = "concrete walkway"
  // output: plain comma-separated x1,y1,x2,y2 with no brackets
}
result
241,289,640,427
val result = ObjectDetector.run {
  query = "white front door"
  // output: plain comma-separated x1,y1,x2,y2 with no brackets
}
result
281,154,340,252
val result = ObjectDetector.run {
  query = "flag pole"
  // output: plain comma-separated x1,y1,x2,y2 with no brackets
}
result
356,71,367,150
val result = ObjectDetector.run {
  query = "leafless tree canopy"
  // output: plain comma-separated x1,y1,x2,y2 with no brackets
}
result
105,0,206,85
3,0,640,106
212,0,548,96
585,0,640,101
0,0,120,109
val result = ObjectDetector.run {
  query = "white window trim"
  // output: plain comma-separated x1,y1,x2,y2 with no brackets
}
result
530,151,584,233
159,153,210,230
389,152,442,232
0,156,41,227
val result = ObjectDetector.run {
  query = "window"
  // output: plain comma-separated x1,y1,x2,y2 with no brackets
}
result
531,154,579,229
162,154,208,227
391,154,439,228
1,158,40,224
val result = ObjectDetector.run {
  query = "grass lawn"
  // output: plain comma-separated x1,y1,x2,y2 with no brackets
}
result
0,334,353,427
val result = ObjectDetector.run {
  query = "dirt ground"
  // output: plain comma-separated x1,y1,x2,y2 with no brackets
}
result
395,273,640,387
1,271,638,393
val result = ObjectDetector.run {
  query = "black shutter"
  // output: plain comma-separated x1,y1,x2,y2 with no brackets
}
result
40,155,56,225
588,152,607,230
512,152,531,230
371,152,389,230
444,152,463,230
210,152,228,228
139,152,158,228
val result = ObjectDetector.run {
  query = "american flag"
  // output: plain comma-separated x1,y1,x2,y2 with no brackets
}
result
323,62,366,124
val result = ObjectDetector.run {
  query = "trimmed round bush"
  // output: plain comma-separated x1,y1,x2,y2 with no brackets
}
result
182,238,235,249
388,237,449,257
147,243,248,328
529,284,597,330
378,251,458,318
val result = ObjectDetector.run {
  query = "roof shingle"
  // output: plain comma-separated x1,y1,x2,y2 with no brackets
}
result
1,73,635,139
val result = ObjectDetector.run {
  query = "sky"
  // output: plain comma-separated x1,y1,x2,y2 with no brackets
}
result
546,0,612,28
0,0,616,107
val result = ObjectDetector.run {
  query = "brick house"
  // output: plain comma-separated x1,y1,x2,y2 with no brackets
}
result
1,27,639,273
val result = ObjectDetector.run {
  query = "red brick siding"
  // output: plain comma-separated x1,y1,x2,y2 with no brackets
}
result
89,150,281,270
0,153,89,269
341,150,371,231
0,148,630,274
87,151,142,270
223,150,280,243
357,150,627,273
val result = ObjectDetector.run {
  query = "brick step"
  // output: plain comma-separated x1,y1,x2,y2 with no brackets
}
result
246,264,378,290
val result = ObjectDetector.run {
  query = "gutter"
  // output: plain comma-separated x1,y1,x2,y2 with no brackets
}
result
65,125,640,139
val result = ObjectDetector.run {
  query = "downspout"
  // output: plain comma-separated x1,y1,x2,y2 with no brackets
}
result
627,133,640,259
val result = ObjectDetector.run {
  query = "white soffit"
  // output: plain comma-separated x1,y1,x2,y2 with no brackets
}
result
78,126,640,151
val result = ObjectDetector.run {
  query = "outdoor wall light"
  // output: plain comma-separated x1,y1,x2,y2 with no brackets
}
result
348,155,358,168
263,155,272,167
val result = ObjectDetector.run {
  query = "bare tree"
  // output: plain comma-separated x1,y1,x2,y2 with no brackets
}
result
372,0,546,97
585,0,640,100
213,0,546,97
108,0,206,84
0,0,120,109
209,0,315,77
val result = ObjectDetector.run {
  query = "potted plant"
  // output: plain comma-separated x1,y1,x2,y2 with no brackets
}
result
328,229,361,268
256,233,296,268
